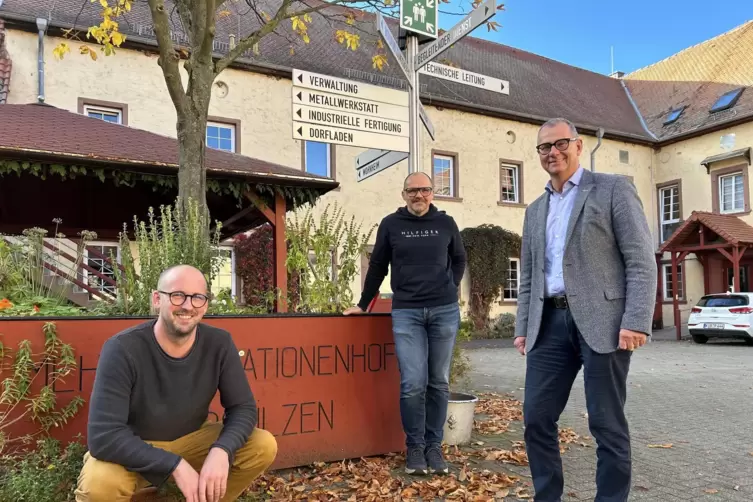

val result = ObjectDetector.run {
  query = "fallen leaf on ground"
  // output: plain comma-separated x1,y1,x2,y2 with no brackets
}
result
704,488,719,494
474,393,523,435
647,443,673,448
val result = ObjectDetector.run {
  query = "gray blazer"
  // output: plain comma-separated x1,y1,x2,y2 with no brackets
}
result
514,169,657,354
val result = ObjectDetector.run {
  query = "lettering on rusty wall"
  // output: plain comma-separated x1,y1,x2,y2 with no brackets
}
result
241,343,397,379
208,400,335,438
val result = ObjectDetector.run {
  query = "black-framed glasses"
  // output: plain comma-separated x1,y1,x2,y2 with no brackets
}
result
404,187,433,196
536,137,579,155
158,290,209,308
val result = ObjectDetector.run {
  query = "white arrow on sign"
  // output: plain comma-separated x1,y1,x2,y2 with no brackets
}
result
356,149,390,168
292,88,409,122
427,0,434,7
375,13,411,84
426,23,434,33
357,151,409,182
403,16,412,26
293,68,408,106
420,61,510,95
293,122,410,152
415,0,496,70
294,104,409,137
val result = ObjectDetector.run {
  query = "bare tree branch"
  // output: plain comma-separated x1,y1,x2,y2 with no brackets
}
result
146,0,187,114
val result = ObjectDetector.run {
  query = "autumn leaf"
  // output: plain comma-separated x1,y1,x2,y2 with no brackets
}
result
647,443,674,448
53,42,71,60
217,10,232,18
372,54,388,71
704,488,719,494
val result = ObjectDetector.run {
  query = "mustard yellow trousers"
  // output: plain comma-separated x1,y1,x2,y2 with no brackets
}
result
74,423,277,502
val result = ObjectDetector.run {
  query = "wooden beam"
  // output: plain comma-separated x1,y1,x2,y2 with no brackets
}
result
669,242,733,252
698,255,711,294
274,192,288,313
717,247,734,262
671,251,681,341
733,246,741,292
219,204,257,230
678,250,691,262
245,190,276,225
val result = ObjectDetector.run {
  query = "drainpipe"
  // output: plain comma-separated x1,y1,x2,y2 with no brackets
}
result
590,127,604,171
36,17,48,103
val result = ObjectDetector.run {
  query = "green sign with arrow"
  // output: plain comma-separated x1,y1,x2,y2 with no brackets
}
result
400,0,438,39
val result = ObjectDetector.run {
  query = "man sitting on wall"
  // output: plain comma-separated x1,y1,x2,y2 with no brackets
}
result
75,264,277,502
344,171,467,476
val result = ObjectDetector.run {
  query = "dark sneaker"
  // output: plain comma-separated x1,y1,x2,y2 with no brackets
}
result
405,446,428,475
425,444,449,474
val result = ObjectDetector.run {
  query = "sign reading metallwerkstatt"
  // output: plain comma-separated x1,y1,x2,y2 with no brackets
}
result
400,0,438,39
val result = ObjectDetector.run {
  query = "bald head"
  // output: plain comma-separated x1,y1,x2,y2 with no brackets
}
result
157,264,208,293
403,171,434,189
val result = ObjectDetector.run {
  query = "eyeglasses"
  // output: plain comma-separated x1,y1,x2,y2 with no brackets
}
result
158,290,209,308
404,187,433,196
536,137,579,155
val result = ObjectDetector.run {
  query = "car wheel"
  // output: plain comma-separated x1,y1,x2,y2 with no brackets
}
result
692,334,708,344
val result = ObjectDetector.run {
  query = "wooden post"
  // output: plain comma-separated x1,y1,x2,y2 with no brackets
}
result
274,192,288,313
672,251,681,340
698,255,710,294
733,246,741,293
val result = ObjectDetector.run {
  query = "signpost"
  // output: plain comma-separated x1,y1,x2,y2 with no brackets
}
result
419,61,509,95
357,151,409,182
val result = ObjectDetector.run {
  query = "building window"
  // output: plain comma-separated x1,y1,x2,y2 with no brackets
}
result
432,151,458,198
78,98,128,125
502,258,520,301
211,247,236,298
719,172,744,213
84,105,122,124
79,242,120,298
206,121,236,152
710,88,744,113
659,183,681,243
303,141,332,178
664,107,684,125
499,162,519,203
662,263,684,301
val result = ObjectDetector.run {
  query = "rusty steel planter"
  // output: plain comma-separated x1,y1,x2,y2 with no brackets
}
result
0,314,404,470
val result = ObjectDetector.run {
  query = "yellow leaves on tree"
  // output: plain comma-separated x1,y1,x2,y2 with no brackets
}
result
53,0,131,60
291,14,313,44
371,54,388,71
335,30,360,51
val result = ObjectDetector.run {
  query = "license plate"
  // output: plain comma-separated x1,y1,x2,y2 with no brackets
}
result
704,323,725,329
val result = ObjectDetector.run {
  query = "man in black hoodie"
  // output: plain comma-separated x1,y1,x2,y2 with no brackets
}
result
344,171,467,476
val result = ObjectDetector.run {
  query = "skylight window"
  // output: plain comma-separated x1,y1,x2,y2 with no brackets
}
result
664,107,684,125
710,88,744,113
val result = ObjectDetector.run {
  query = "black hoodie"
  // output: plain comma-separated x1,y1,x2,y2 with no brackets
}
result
357,204,467,310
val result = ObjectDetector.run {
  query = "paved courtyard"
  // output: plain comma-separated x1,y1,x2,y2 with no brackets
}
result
464,338,753,501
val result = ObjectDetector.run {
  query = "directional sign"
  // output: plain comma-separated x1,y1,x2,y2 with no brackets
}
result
292,89,409,122
420,61,509,95
292,69,408,106
415,0,496,69
294,104,409,137
357,151,409,182
400,0,438,39
356,149,390,169
375,13,410,82
293,123,410,153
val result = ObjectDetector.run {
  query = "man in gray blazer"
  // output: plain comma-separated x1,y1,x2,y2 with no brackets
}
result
514,118,656,502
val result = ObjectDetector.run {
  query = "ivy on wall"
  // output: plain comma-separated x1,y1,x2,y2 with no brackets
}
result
460,224,522,331
0,159,322,208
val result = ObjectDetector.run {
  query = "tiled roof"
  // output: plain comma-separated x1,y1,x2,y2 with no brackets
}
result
0,103,338,190
0,0,656,142
624,20,753,142
0,19,11,104
659,211,753,252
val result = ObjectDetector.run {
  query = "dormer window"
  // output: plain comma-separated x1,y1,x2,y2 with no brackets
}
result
664,107,684,125
710,88,744,113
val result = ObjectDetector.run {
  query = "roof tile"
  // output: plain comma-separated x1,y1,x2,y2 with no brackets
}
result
0,103,337,190
660,211,753,253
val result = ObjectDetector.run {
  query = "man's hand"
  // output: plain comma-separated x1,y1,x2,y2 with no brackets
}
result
172,459,200,502
198,448,230,502
343,306,365,316
513,336,526,356
619,329,648,351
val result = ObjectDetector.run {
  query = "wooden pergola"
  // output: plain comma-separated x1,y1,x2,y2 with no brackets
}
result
0,103,339,312
658,210,753,340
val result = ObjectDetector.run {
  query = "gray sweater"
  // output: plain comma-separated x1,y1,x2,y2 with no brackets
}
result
86,320,257,487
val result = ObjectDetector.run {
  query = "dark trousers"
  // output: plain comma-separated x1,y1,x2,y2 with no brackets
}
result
523,304,632,502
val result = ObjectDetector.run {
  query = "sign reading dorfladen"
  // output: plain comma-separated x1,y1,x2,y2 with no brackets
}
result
292,69,410,152
419,61,509,95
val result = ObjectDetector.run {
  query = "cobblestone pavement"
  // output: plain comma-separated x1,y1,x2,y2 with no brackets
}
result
464,338,753,501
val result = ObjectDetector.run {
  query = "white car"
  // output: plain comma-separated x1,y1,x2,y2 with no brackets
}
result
687,292,753,345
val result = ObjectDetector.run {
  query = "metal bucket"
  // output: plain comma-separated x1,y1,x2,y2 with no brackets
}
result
443,391,479,445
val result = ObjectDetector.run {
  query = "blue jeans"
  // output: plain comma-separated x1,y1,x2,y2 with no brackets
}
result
391,302,460,449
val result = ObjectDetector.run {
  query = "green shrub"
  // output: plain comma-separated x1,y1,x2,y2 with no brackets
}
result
0,436,86,502
469,313,516,339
